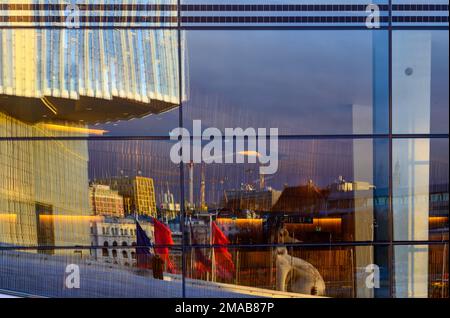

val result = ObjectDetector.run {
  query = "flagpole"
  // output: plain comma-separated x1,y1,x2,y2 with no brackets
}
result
235,237,240,285
189,218,193,279
210,214,216,282
205,215,209,282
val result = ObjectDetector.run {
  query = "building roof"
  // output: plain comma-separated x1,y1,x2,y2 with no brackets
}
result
271,183,326,214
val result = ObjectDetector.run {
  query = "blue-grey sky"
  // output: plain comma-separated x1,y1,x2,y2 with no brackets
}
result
90,29,449,204
97,30,448,136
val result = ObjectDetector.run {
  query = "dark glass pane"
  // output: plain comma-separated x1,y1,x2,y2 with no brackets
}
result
393,31,449,134
184,30,389,135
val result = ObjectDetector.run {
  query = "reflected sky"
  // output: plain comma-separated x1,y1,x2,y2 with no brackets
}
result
90,29,448,204
96,30,448,136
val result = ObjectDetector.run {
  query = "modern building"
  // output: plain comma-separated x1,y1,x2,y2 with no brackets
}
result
0,2,447,299
89,184,125,218
0,0,182,252
96,176,157,218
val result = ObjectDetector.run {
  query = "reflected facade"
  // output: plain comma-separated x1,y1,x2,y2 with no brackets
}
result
0,117,91,249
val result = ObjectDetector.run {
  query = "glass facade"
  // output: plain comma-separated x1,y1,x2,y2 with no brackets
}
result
0,1,448,298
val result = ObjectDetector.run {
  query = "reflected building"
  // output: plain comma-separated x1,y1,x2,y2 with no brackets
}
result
96,176,158,218
160,189,180,221
222,187,282,215
90,216,154,267
0,115,92,250
0,3,183,252
90,184,125,218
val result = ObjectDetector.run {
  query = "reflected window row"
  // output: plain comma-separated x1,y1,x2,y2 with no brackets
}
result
1,30,448,137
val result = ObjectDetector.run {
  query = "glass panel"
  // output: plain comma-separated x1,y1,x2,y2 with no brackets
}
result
184,30,389,135
182,138,389,243
184,242,448,298
185,245,390,298
0,139,183,296
393,0,449,2
0,27,182,137
181,1,389,28
394,243,449,298
0,1,178,28
0,0,448,300
392,30,449,134
182,0,388,2
393,138,449,297
0,246,182,297
428,243,449,298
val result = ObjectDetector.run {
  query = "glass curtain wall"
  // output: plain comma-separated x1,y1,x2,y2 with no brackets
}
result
0,1,448,298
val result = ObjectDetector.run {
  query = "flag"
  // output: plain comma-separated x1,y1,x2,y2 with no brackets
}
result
153,217,176,273
212,221,235,280
189,222,211,275
135,220,153,269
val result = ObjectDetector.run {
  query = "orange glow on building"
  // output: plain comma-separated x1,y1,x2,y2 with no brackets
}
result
286,217,342,234
217,218,263,225
237,150,261,158
38,215,102,223
41,124,108,136
0,213,17,222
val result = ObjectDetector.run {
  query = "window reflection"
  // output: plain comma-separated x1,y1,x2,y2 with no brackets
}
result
0,28,182,137
393,31,449,134
0,1,448,299
184,30,389,135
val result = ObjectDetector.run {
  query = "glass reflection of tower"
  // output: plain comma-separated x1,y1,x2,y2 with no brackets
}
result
0,0,181,253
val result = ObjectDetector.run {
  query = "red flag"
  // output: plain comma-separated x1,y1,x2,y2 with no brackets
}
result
212,222,235,280
153,218,175,273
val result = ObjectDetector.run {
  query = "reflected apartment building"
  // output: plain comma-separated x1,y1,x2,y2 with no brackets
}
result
94,176,158,218
0,23,181,251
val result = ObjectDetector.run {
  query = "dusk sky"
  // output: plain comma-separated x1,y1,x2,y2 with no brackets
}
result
97,30,448,136
90,30,448,204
